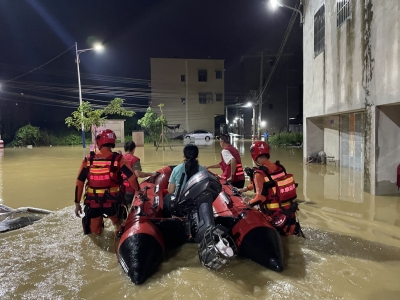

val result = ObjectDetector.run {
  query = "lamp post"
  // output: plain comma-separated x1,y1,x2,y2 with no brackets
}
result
75,42,103,148
246,102,257,139
270,0,304,26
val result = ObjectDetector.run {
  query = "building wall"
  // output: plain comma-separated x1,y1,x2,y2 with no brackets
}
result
375,105,400,195
303,0,400,194
324,115,340,161
150,58,225,134
91,120,126,144
339,112,365,170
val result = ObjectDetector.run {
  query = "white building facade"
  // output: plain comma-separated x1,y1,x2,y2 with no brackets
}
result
303,0,400,195
150,58,225,135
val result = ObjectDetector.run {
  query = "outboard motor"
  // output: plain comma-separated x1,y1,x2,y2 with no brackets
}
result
171,170,236,270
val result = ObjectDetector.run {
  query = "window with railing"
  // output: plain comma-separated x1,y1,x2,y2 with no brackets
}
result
314,4,325,58
337,0,351,28
216,94,223,102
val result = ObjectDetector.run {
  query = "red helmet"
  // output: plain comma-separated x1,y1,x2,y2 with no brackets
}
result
250,141,270,161
96,129,116,149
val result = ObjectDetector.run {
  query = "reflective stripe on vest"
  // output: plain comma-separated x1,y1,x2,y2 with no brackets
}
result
277,177,294,186
220,145,245,181
266,201,291,210
264,170,286,195
86,187,120,195
236,163,244,176
86,160,118,167
85,153,122,197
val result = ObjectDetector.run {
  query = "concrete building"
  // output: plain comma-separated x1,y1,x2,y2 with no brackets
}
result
150,58,225,135
303,0,400,195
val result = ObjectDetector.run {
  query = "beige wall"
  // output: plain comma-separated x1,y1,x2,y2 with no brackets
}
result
150,58,225,134
91,119,125,144
303,0,400,194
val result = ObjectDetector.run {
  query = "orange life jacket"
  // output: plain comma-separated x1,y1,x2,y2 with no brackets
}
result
84,151,124,208
253,161,301,236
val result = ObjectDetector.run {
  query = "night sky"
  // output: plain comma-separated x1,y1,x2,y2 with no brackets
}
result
0,0,302,138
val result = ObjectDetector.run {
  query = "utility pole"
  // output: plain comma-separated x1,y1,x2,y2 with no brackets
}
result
185,60,189,133
258,51,264,139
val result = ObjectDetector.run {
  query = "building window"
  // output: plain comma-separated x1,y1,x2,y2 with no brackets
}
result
314,4,325,58
199,93,207,104
216,93,223,102
337,0,351,28
199,93,213,104
215,70,222,79
198,70,207,82
181,98,185,104
268,104,273,110
181,75,185,82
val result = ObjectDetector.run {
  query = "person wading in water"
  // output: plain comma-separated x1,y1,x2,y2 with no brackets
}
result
74,129,139,235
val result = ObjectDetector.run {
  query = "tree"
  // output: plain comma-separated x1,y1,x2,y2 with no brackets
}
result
137,104,167,144
65,98,134,139
12,124,41,146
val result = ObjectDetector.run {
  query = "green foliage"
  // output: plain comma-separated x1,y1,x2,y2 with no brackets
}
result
11,125,41,146
9,126,91,147
267,131,303,146
65,98,134,132
143,135,154,144
137,105,167,143
103,98,135,117
45,133,91,146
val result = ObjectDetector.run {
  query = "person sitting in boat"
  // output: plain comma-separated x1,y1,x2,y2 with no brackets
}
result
122,141,157,206
74,129,139,235
240,141,303,237
167,144,206,194
165,144,236,269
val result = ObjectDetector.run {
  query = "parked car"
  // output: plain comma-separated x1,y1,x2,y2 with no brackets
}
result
184,130,214,141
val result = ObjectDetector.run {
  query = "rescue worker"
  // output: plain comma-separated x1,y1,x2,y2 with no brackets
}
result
206,134,245,188
74,129,139,235
241,141,303,237
123,141,157,206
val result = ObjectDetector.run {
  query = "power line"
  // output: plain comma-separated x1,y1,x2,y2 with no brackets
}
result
259,0,300,104
4,45,75,82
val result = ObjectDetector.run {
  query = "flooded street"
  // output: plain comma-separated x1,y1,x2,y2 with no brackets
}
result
1,140,400,299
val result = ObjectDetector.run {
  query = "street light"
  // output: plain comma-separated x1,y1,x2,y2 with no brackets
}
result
269,0,304,26
245,101,257,139
260,120,267,128
75,42,103,148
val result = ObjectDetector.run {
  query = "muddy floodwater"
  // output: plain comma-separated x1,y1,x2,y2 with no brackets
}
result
1,140,400,299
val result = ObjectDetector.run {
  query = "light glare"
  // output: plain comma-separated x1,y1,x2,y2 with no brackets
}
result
270,0,279,9
94,43,103,51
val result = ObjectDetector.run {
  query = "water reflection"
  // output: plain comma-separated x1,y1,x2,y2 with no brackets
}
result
304,163,364,203
1,145,400,299
183,138,214,147
232,137,245,156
